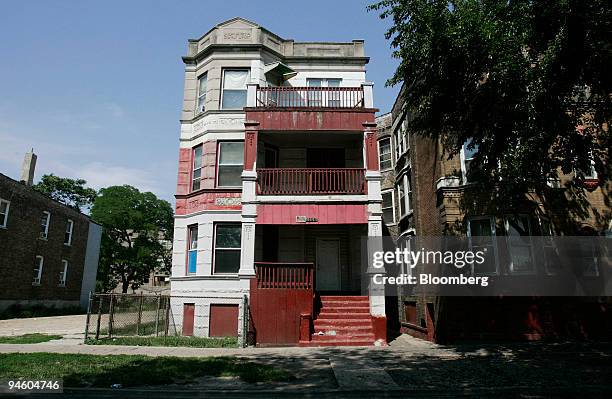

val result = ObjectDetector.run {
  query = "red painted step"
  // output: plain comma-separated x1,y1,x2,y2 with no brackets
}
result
300,295,379,347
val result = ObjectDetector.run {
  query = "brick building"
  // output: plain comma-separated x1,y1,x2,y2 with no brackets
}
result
171,17,386,346
0,154,101,310
389,85,611,342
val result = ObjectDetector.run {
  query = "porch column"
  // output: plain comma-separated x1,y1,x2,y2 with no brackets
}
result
244,121,259,171
239,169,257,277
363,123,379,171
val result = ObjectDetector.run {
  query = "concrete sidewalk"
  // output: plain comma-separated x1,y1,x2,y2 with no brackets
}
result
1,336,611,398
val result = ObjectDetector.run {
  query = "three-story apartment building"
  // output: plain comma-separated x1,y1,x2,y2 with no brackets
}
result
171,18,386,346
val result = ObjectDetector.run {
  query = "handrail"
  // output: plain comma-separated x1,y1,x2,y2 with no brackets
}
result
256,86,364,108
254,262,314,289
257,168,366,195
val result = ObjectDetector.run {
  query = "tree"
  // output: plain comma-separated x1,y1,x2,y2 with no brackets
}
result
370,0,611,204
91,185,174,293
33,174,97,211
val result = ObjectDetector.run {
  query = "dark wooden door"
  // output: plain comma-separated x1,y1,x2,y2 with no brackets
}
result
182,303,195,336
209,304,239,337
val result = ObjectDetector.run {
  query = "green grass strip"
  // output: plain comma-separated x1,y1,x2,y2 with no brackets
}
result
0,334,63,344
86,336,238,348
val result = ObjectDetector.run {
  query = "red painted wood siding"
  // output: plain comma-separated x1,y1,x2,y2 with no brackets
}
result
182,303,195,336
245,110,375,132
209,304,239,337
257,204,367,225
249,263,314,345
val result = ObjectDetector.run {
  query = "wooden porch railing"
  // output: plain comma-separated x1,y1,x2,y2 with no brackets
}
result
256,86,364,108
257,168,366,195
254,262,314,289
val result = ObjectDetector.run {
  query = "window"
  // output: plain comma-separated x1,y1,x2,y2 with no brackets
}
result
40,211,50,239
397,174,412,218
467,217,498,275
394,118,409,158
217,142,244,187
306,78,342,107
381,190,395,225
214,224,241,274
64,220,74,246
504,215,535,274
197,73,207,113
0,199,9,228
221,69,249,109
187,225,198,275
59,260,68,286
192,145,203,191
378,138,392,170
33,256,43,285
461,138,479,183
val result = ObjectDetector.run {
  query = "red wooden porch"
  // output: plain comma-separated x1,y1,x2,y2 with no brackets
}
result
257,168,366,195
255,86,365,109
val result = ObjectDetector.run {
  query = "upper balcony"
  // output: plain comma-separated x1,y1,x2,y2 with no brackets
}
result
245,83,376,132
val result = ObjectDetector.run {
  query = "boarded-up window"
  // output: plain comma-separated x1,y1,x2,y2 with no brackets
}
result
209,304,238,337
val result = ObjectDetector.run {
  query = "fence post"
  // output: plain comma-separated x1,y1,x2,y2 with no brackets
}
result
136,293,144,336
154,294,161,337
164,296,170,337
108,294,115,338
95,294,102,340
84,291,93,342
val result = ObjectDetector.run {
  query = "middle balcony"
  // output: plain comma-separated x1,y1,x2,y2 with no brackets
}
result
252,131,367,199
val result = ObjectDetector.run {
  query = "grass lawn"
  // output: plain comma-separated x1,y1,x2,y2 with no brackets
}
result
86,336,238,348
0,353,294,387
0,334,63,344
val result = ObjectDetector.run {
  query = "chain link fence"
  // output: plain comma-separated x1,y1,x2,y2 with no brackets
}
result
84,293,250,347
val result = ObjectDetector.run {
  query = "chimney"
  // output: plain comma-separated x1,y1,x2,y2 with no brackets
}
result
20,149,37,186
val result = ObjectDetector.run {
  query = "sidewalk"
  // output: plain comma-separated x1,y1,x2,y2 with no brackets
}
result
1,335,611,398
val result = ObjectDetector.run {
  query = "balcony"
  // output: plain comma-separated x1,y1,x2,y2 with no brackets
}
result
257,168,366,195
255,86,365,109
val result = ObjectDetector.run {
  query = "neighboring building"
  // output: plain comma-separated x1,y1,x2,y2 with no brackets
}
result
0,152,102,310
171,17,385,345
390,86,612,342
375,112,398,238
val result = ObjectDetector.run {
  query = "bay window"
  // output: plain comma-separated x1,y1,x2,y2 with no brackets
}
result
467,217,498,275
187,224,198,274
381,190,395,225
214,224,241,274
192,145,203,191
217,141,244,187
221,69,249,109
378,137,392,170
197,73,207,113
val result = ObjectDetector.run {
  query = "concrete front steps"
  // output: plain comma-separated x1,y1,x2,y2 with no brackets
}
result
300,296,378,347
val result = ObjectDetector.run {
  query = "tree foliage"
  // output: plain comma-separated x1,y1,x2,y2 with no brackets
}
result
91,185,174,293
33,174,97,212
370,0,611,200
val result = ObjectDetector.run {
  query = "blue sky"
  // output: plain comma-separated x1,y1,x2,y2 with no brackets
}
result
0,0,399,203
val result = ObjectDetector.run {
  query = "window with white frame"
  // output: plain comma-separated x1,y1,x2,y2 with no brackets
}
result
504,215,535,273
40,211,50,239
33,256,43,285
397,174,412,218
0,199,9,228
214,224,241,274
221,69,250,109
461,138,479,183
192,145,203,191
64,219,74,246
197,73,207,113
467,217,498,275
187,224,198,275
381,189,395,225
306,78,342,107
378,138,392,170
217,141,244,187
59,260,68,286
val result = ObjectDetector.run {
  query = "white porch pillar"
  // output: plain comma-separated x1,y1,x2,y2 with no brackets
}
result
361,82,374,108
239,170,257,277
366,169,386,317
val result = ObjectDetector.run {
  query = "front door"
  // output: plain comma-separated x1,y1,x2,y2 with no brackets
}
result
316,239,341,291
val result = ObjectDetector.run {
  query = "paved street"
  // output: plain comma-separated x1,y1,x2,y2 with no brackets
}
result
1,331,611,398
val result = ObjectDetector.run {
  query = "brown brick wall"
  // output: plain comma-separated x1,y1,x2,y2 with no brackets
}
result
0,174,93,305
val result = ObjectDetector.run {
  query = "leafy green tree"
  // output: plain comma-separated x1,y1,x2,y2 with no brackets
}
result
370,0,610,202
91,185,174,293
33,174,97,211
